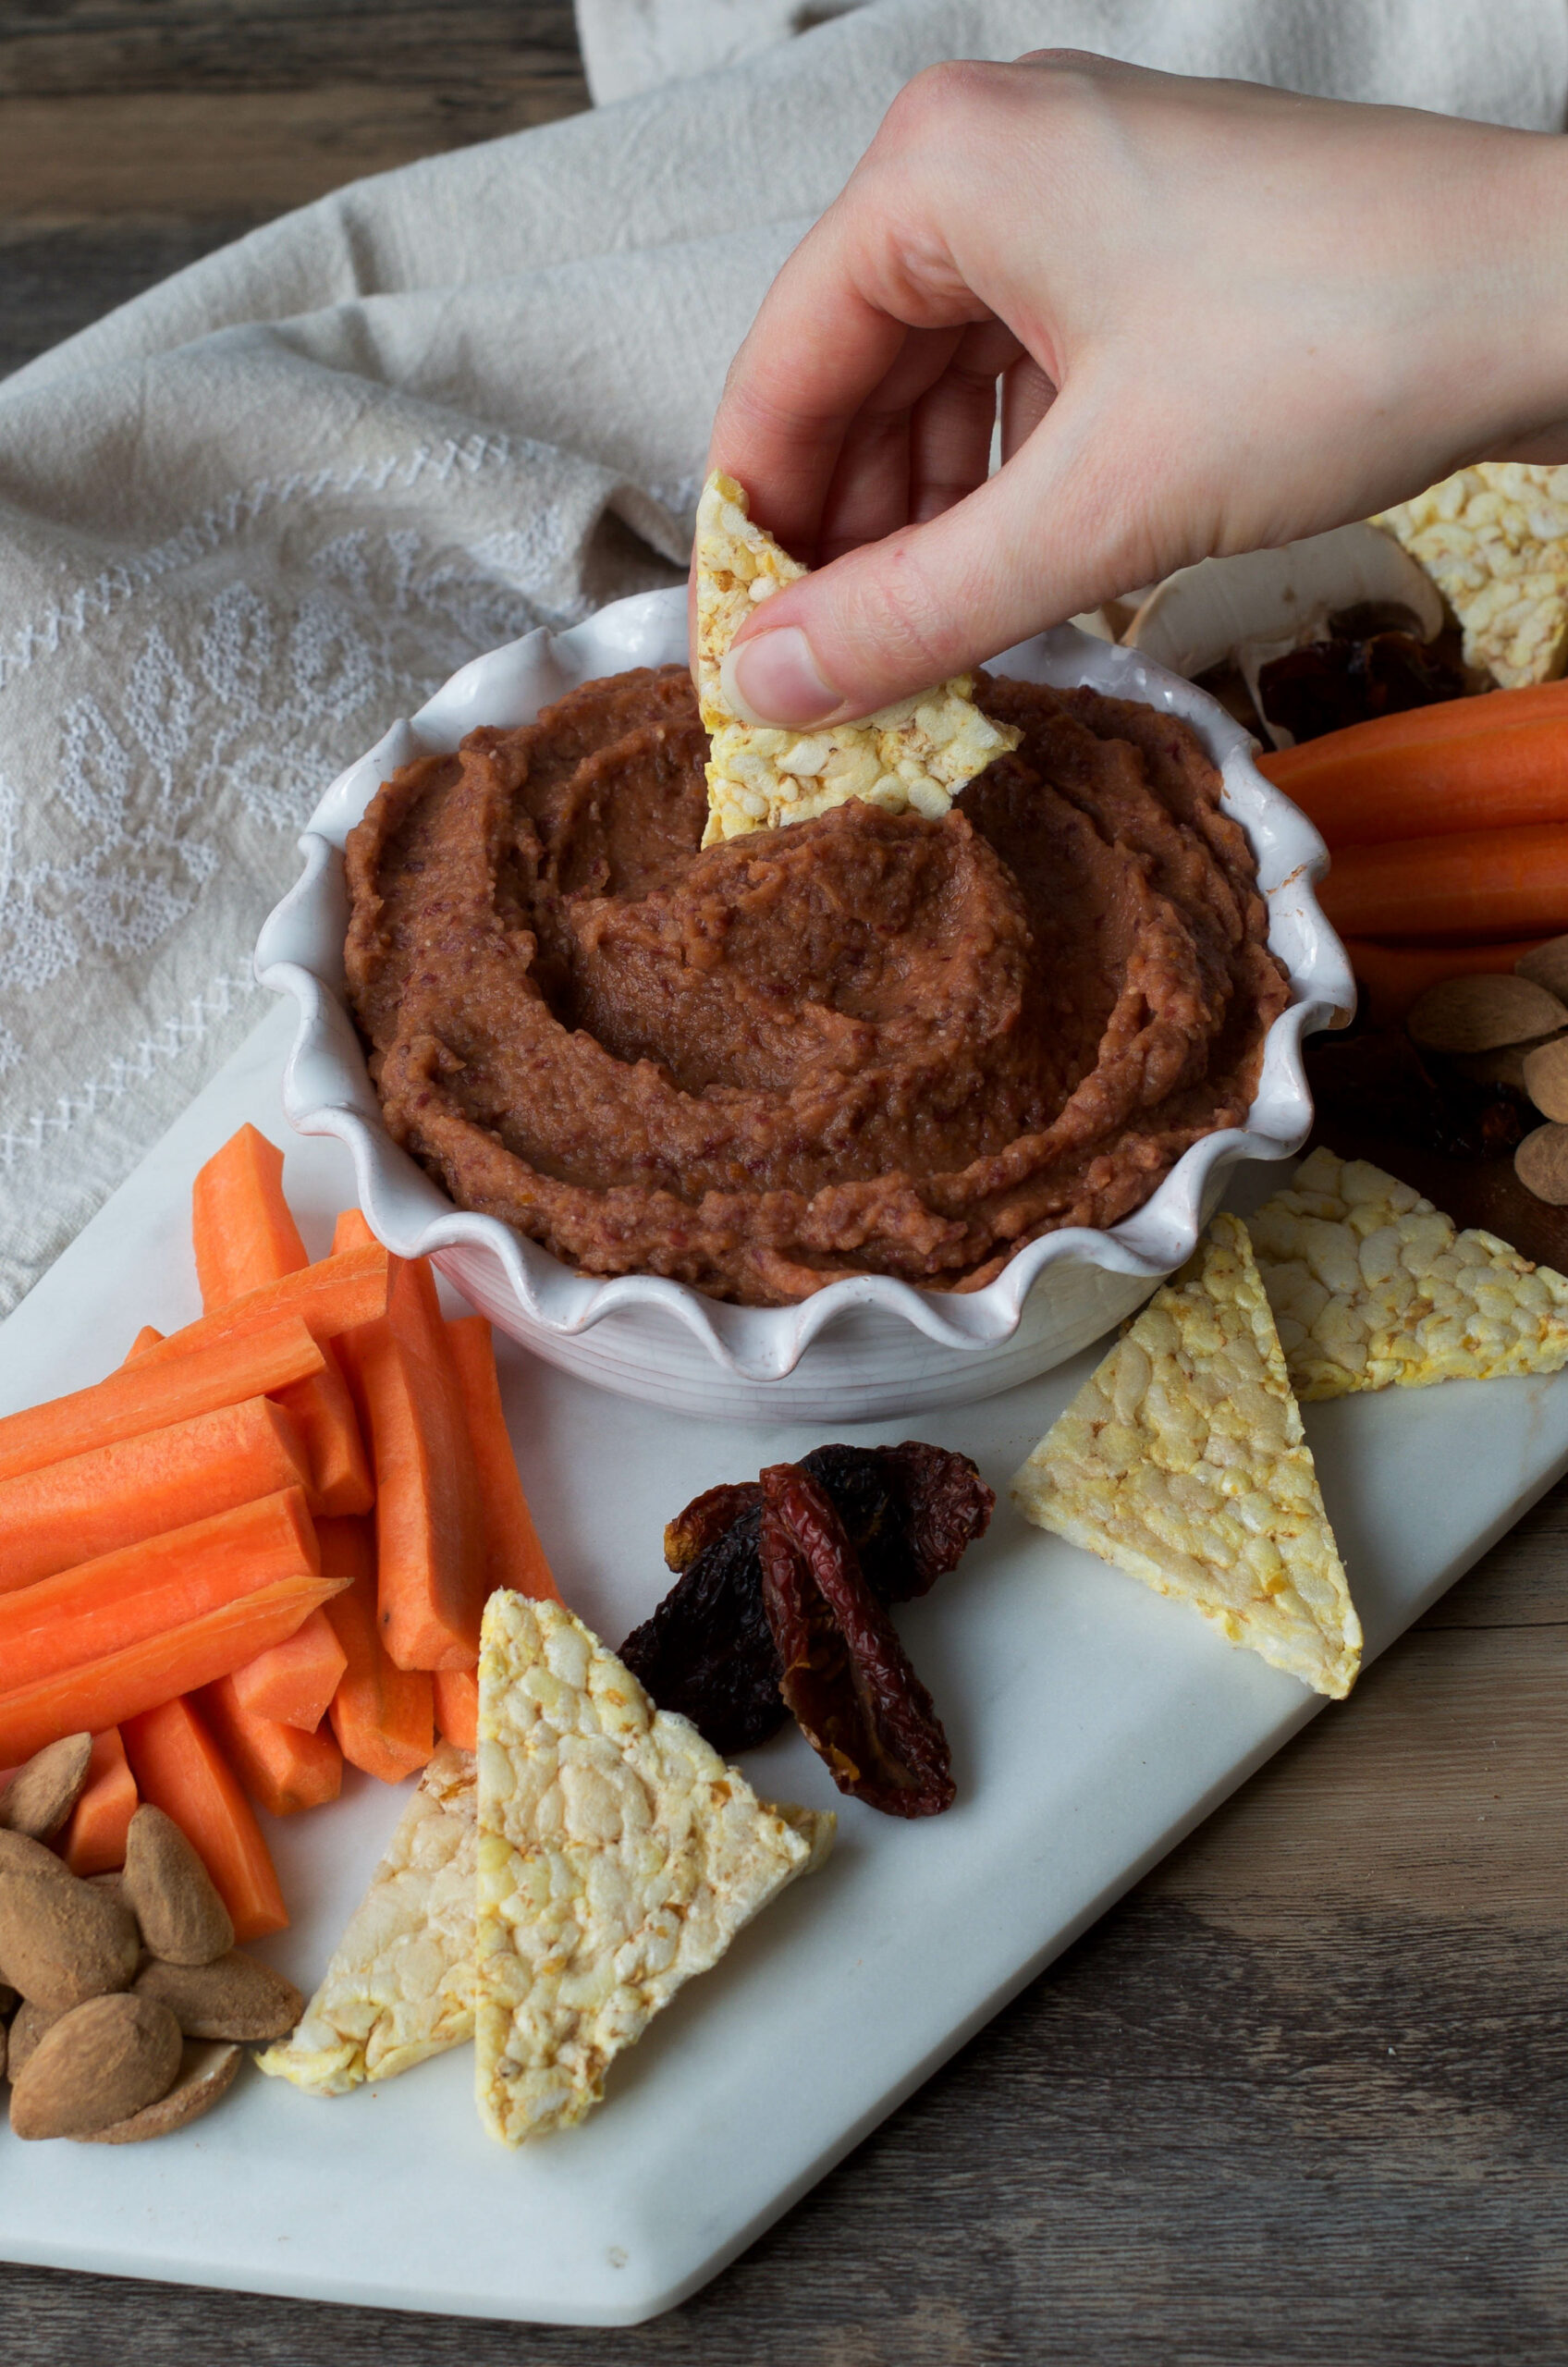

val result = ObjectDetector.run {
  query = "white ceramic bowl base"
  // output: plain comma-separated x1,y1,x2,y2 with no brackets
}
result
256,589,1354,1419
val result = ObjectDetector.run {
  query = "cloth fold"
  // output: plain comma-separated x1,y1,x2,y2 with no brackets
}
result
3,0,1565,1313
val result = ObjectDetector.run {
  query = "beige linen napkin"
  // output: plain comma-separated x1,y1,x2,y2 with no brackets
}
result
2,0,1564,1314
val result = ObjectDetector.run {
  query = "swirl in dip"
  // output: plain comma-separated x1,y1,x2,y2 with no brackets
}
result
344,667,1289,1306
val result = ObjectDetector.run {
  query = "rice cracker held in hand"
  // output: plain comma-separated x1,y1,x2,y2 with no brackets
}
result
1248,1145,1568,1401
474,1592,834,2146
1011,1212,1360,1699
255,1745,479,2096
693,471,1019,846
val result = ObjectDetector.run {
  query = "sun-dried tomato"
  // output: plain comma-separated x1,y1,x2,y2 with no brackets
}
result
621,1442,991,1772
663,1480,764,1574
798,1441,993,1600
620,1501,781,1757
758,1465,954,1819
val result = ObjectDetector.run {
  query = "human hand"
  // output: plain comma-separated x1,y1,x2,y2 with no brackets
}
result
704,53,1568,728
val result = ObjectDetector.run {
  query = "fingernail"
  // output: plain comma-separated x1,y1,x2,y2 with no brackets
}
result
722,627,841,729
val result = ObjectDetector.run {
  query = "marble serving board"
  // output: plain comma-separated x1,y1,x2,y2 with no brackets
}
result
2,999,1564,2327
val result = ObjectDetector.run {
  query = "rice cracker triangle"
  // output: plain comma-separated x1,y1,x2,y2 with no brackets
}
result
474,1590,835,2145
1248,1145,1568,1402
1011,1211,1361,1699
693,470,1019,847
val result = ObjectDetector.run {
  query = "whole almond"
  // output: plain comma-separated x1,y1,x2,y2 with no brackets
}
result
0,1868,141,2010
122,1808,233,1967
1524,1036,1568,1123
0,1735,92,1842
6,1995,66,2080
1516,935,1568,1002
1516,1123,1568,1205
77,2041,241,2145
135,1950,302,2042
0,1830,71,1883
9,1992,182,2140
1407,974,1568,1055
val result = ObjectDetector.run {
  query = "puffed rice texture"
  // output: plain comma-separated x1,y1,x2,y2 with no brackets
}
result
1248,1145,1568,1401
694,471,1019,846
1011,1211,1361,1699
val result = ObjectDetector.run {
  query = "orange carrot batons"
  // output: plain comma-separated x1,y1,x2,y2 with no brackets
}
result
192,1124,308,1308
201,1677,343,1818
229,1608,347,1733
121,1695,288,1941
1319,822,1568,942
432,1666,479,1753
274,1355,374,1518
318,1515,435,1784
60,1727,139,1876
445,1316,560,1603
122,1326,164,1365
0,1572,348,1765
139,1243,394,1366
0,1396,312,1595
0,1317,324,1487
1260,709,1568,848
0,1487,319,1691
333,1225,486,1672
193,1129,373,1519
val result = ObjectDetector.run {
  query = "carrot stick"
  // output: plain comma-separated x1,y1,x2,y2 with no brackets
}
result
432,1666,478,1753
0,1489,319,1692
0,1571,348,1766
60,1728,138,1876
0,1317,324,1488
1261,680,1568,781
122,1326,164,1365
121,1695,288,1940
1260,716,1568,849
445,1317,560,1604
138,1243,394,1366
193,1128,373,1519
1344,937,1550,1027
192,1125,309,1307
273,1359,374,1518
318,1515,435,1784
0,1396,312,1595
333,1220,486,1672
1320,822,1568,942
228,1607,347,1732
201,1676,343,1817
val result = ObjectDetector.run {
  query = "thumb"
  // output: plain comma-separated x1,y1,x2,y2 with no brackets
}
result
720,396,1152,726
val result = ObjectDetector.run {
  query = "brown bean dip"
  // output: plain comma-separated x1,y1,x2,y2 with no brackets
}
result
344,667,1289,1306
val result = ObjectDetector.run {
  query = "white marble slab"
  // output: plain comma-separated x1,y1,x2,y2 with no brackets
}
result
2,999,1563,2325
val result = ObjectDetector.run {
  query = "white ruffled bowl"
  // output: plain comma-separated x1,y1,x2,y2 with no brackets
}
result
255,586,1354,1420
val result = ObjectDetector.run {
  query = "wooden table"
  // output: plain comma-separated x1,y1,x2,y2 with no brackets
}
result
4,10,1566,2358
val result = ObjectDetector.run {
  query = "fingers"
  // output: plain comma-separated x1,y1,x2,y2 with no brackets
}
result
721,382,1148,726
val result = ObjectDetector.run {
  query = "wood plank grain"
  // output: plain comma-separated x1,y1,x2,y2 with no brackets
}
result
0,85,586,220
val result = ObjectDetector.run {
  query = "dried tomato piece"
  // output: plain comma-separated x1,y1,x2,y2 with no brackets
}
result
663,1480,764,1574
758,1464,954,1819
623,1443,989,1769
620,1502,781,1756
799,1442,992,1600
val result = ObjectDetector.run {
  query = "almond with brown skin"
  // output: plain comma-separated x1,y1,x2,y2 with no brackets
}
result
1516,936,1568,1002
1407,974,1568,1055
122,1807,233,1967
0,1830,71,1883
6,1995,66,2080
76,2041,241,2144
9,1992,182,2140
134,1950,302,2042
0,1867,141,2010
0,1735,92,1842
1516,1123,1568,1204
1524,1037,1568,1123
